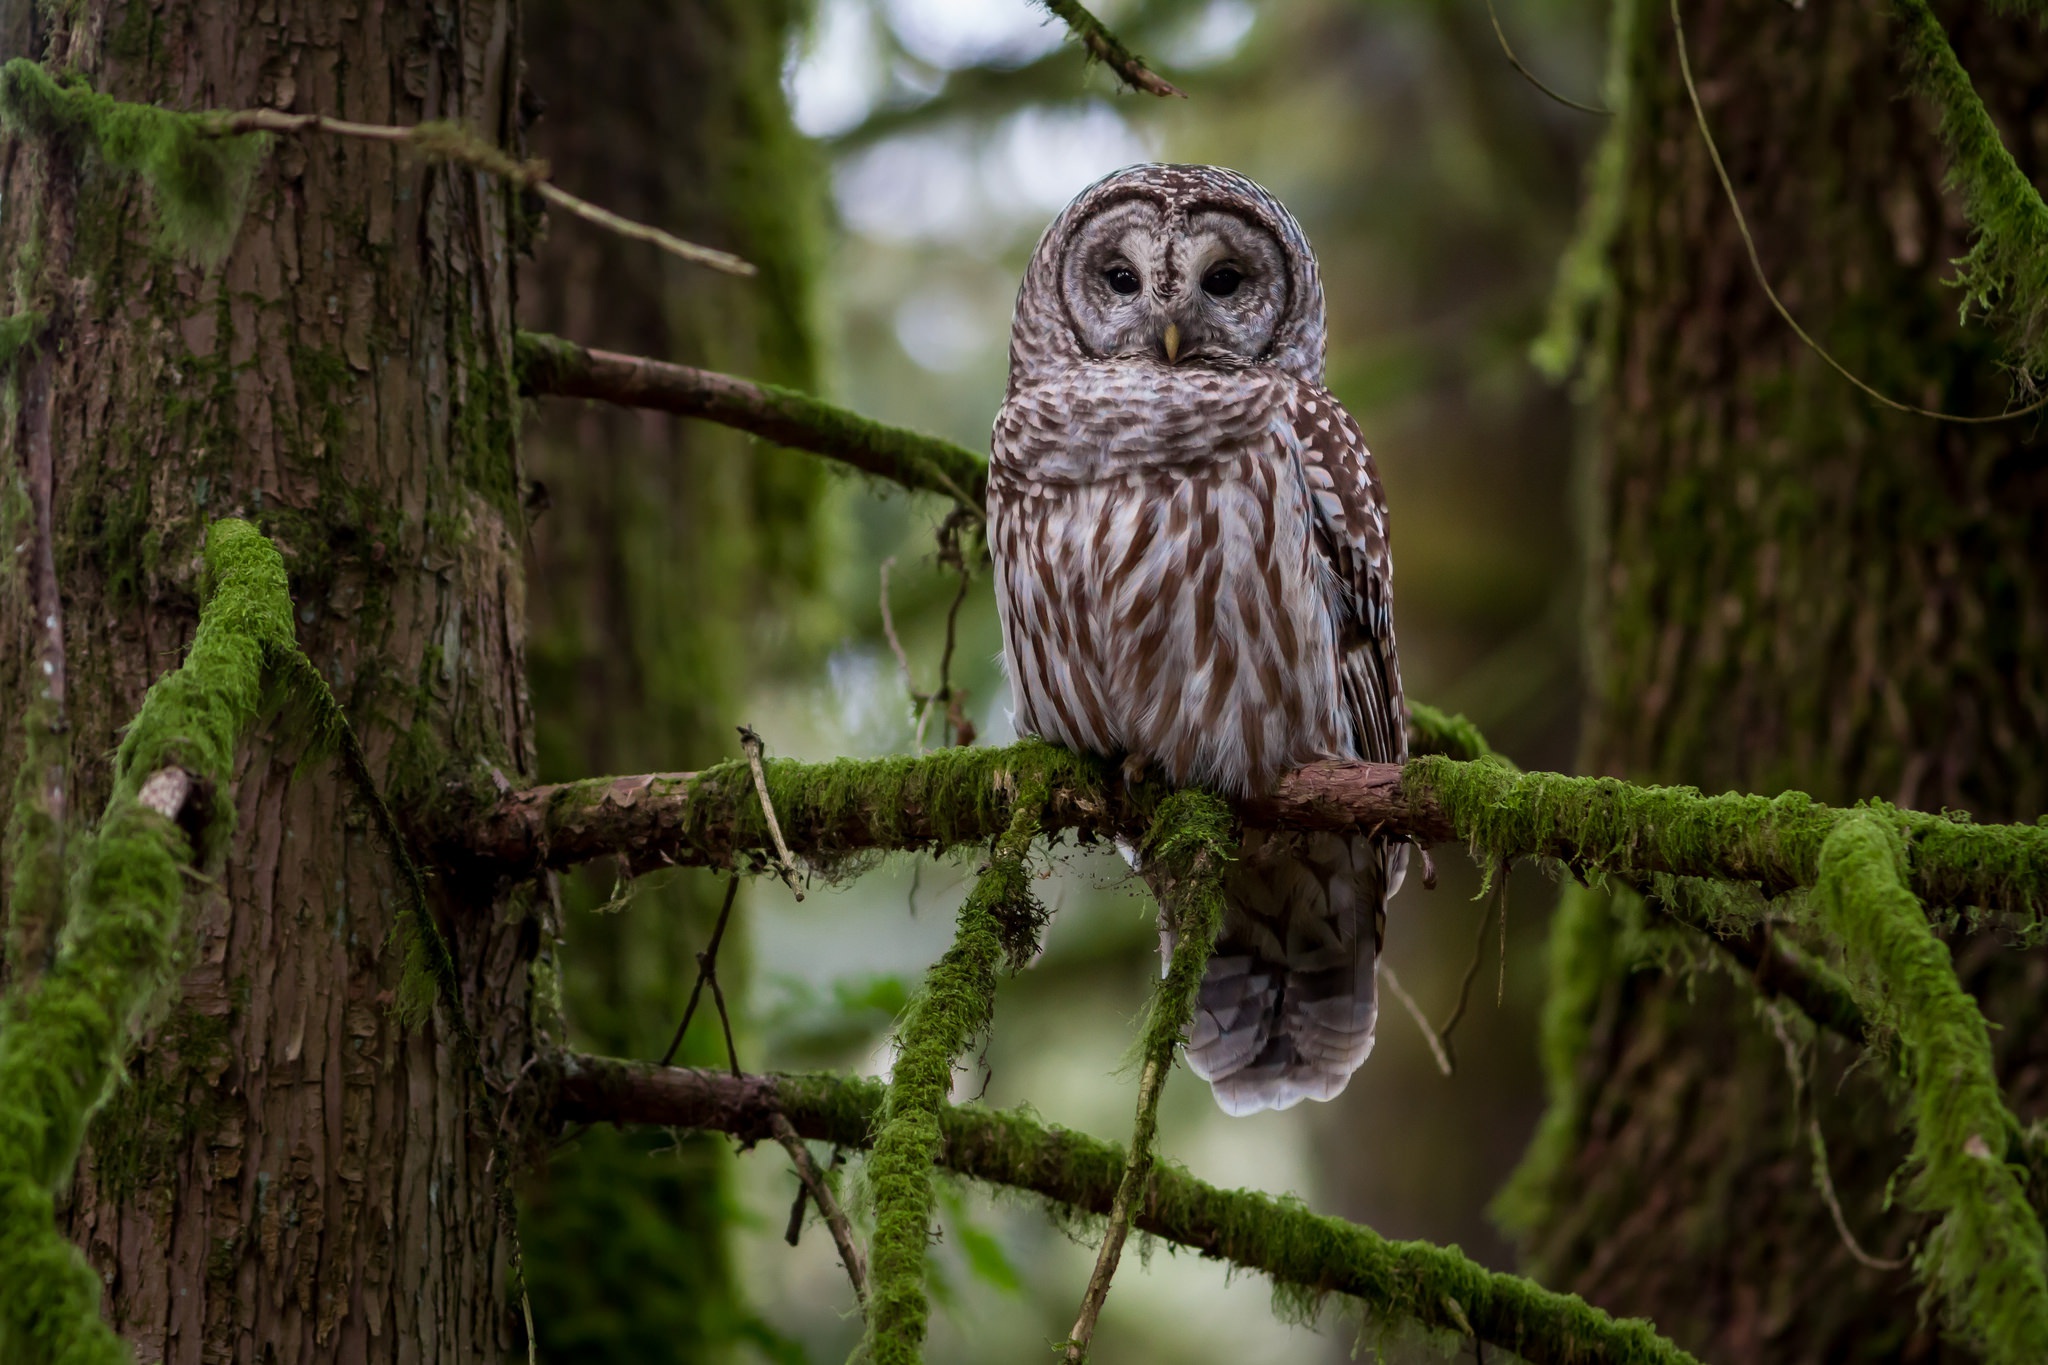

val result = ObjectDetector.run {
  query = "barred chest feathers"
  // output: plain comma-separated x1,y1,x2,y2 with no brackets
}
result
989,363,1354,797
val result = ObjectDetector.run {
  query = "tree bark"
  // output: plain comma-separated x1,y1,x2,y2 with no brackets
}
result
0,4,536,1361
512,3,827,1360
1519,0,2048,1358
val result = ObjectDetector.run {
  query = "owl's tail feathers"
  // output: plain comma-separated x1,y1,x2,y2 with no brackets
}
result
1178,834,1385,1116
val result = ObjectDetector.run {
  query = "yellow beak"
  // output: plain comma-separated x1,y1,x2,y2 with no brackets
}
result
1162,323,1181,364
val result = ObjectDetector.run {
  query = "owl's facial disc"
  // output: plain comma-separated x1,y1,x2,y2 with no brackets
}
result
1059,196,1289,368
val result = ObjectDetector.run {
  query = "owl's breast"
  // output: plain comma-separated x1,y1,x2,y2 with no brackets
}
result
990,377,1353,794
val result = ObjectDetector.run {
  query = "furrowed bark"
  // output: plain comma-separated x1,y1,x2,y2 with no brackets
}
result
0,11,539,1361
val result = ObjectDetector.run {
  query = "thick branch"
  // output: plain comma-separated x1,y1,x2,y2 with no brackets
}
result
548,1055,1699,1365
451,742,2048,922
514,330,987,510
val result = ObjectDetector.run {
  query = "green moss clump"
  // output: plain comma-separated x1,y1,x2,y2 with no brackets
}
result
1814,815,2048,1363
0,58,267,264
0,519,290,1365
0,310,47,367
1892,0,2048,383
1405,702,1508,766
864,782,1047,1365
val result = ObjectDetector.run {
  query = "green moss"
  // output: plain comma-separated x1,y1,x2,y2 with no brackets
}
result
864,782,1047,1365
1404,755,2048,921
1813,815,2048,1363
1405,702,1507,765
1892,0,2048,383
0,519,289,1365
81,1002,232,1200
0,58,268,264
731,1065,1704,1365
0,310,47,367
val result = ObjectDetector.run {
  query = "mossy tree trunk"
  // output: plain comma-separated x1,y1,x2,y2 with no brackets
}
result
514,2,828,1359
0,2,538,1360
1516,0,2048,1358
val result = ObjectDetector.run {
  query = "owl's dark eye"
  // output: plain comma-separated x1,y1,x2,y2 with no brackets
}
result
1104,265,1141,296
1201,266,1244,298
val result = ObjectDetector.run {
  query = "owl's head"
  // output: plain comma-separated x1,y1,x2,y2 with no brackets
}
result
1008,164,1326,386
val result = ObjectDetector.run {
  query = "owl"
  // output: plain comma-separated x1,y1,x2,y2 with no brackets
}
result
989,164,1406,1115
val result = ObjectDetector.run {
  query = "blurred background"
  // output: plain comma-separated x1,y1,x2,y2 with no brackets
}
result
520,0,1608,1360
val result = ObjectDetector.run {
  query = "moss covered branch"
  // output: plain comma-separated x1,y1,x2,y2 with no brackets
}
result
1814,815,2048,1362
514,330,988,510
549,1054,1698,1365
0,521,293,1365
455,743,2048,921
865,782,1048,1363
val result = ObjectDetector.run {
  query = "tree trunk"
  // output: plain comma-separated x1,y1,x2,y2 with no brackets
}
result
0,4,536,1361
513,2,827,1359
1514,0,2048,1357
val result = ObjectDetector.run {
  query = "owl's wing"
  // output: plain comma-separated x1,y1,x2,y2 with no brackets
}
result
1287,383,1405,767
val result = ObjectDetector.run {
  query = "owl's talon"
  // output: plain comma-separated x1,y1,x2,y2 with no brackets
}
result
1121,753,1151,787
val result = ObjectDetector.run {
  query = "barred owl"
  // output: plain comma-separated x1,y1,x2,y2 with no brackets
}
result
989,164,1406,1115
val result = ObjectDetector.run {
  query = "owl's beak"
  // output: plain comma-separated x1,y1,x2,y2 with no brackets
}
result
1161,322,1182,364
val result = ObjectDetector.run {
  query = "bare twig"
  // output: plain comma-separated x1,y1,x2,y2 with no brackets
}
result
1434,877,1506,1073
1064,1056,1165,1361
876,514,980,751
739,726,804,901
658,875,743,1069
1809,1117,1909,1272
1668,0,2048,424
515,331,987,512
1037,0,1185,97
770,1112,870,1308
1381,964,1454,1078
207,109,755,276
1486,0,1610,115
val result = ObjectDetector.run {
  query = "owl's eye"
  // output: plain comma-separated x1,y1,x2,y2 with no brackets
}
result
1201,266,1244,298
1103,265,1141,296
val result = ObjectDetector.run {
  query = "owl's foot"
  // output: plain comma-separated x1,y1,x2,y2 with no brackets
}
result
1120,752,1152,787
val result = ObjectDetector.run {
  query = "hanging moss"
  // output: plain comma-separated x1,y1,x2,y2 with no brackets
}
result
1892,0,2048,382
864,781,1047,1365
0,59,267,264
0,519,290,1365
1813,815,2048,1363
1135,790,1232,1066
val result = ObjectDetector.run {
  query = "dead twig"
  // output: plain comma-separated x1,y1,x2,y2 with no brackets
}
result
1037,0,1185,97
876,512,979,751
208,109,755,276
1668,0,2047,424
1434,874,1507,1073
1381,964,1453,1078
1485,0,1610,115
1063,1055,1164,1361
658,875,744,1071
739,725,804,901
770,1112,870,1308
